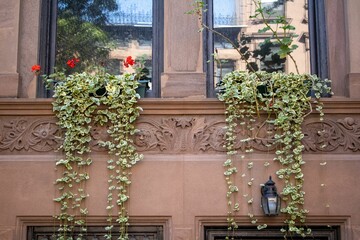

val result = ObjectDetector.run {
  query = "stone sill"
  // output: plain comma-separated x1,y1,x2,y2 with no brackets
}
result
0,97,360,115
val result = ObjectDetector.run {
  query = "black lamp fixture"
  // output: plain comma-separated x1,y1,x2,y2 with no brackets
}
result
261,176,281,216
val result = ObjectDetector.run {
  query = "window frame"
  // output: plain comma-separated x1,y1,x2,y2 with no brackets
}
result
38,0,57,98
38,0,164,98
204,225,341,240
27,225,164,239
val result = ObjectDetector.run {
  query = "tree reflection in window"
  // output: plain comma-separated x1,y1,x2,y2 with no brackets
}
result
209,0,311,94
56,0,153,85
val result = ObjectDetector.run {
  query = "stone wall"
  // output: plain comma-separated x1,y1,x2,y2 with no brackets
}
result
0,99,359,239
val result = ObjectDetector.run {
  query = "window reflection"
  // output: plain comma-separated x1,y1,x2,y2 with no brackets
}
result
56,0,153,88
211,0,310,90
108,1,152,26
260,0,285,18
213,0,243,27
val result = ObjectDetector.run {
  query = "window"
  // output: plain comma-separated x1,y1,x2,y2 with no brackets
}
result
27,225,164,240
204,226,340,240
204,0,328,97
260,0,285,19
38,0,163,98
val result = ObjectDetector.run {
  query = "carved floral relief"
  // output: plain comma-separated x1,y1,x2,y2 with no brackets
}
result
134,117,226,153
0,118,61,152
303,117,360,152
1,116,360,154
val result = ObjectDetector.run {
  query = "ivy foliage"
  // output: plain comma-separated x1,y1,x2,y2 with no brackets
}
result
47,71,143,240
188,0,333,237
218,70,332,237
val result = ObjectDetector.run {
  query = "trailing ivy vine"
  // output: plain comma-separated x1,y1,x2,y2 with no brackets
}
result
47,68,143,239
98,73,143,240
218,71,332,237
187,0,334,238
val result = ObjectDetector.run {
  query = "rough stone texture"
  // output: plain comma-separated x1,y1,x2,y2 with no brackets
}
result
164,0,202,73
0,227,14,240
0,74,19,97
326,0,348,97
18,0,41,98
0,0,20,74
161,73,206,98
349,73,360,98
0,0,20,97
346,0,360,73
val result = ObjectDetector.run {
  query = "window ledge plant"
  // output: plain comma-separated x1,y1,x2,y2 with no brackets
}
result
35,56,144,239
188,0,332,238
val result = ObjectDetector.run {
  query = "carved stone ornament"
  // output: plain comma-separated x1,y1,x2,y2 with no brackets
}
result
303,117,360,152
1,116,360,154
0,118,61,152
134,117,226,153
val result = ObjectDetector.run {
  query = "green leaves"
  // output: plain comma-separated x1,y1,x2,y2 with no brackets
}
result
50,70,142,239
219,70,331,237
258,26,270,33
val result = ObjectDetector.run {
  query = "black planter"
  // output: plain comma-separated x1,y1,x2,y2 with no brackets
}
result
90,80,149,98
257,84,269,95
94,87,107,97
136,80,150,98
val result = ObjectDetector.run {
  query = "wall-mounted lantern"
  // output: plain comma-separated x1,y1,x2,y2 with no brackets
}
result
261,176,281,216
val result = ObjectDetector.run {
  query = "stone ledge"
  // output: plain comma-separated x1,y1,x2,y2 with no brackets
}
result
1,98,360,115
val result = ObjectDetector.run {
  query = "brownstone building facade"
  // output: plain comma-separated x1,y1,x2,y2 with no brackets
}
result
0,0,359,239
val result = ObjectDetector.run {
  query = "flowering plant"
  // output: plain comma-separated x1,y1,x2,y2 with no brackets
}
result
32,56,144,240
31,64,41,74
66,57,80,68
123,56,135,68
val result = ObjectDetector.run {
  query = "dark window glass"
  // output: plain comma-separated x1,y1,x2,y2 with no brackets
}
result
27,225,164,240
204,226,340,240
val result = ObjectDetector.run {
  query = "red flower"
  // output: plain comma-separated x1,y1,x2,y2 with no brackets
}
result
31,64,41,73
123,56,135,68
268,99,274,107
67,58,80,68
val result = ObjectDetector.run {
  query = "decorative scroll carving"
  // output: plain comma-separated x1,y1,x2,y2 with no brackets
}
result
134,117,226,153
302,117,360,152
1,116,360,153
0,118,61,152
134,117,360,153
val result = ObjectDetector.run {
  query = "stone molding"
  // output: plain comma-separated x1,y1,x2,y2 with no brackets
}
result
196,215,351,240
15,216,171,240
1,99,360,154
137,116,360,153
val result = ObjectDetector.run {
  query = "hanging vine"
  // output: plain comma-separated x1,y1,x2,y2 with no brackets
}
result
45,57,143,239
187,0,334,237
218,71,332,237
